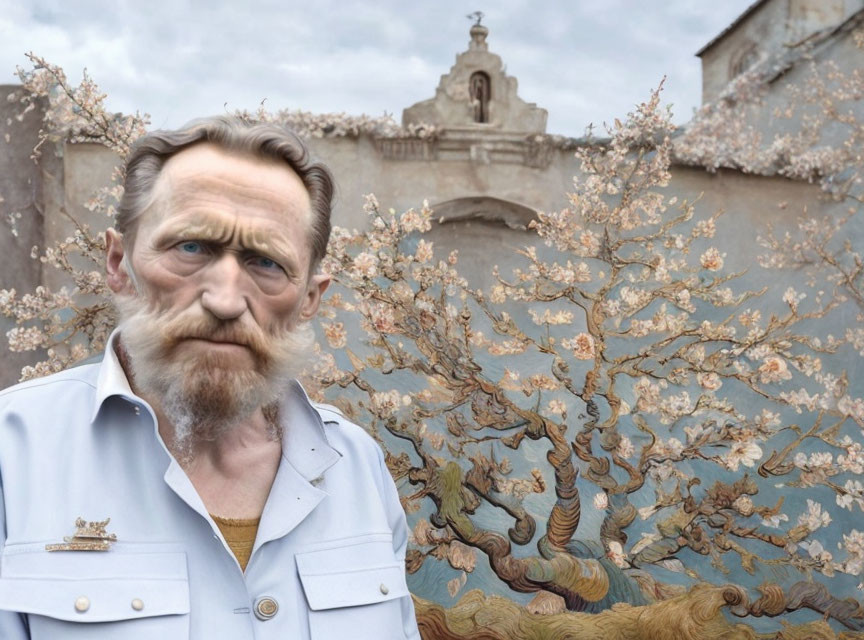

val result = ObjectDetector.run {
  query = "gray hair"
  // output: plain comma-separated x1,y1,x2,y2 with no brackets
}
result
116,115,335,270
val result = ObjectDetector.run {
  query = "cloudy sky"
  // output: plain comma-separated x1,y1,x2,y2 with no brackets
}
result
1,1,756,137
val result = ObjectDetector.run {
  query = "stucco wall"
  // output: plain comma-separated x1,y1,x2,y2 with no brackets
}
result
42,143,121,292
0,86,48,388
421,164,826,290
698,0,860,105
304,135,579,231
699,0,789,104
705,18,864,161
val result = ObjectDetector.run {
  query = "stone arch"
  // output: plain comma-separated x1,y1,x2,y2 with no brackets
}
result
423,196,540,290
431,196,537,230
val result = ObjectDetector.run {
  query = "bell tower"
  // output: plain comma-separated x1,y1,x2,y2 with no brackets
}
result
402,16,547,133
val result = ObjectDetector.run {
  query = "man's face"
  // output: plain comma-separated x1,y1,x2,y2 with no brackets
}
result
106,143,329,446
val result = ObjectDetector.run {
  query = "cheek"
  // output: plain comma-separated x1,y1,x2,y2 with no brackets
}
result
254,290,307,329
134,261,202,308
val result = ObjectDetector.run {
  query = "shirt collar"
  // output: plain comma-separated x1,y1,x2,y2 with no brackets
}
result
279,380,342,482
90,328,138,423
90,328,341,481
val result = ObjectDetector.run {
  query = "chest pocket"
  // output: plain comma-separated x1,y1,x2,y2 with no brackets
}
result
296,535,410,640
0,544,189,639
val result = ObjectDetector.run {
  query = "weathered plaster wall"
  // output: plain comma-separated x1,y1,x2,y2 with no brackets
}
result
751,17,864,139
421,164,826,292
0,120,119,387
45,143,120,292
0,86,48,388
698,0,860,105
699,0,789,104
692,16,864,176
304,136,579,231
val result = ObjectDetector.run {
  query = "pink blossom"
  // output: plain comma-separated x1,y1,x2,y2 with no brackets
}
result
700,247,725,271
562,333,596,360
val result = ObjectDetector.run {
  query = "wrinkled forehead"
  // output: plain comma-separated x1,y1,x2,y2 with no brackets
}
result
153,145,313,223
162,175,309,222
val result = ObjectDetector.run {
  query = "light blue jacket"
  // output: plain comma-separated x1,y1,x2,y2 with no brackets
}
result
0,335,420,639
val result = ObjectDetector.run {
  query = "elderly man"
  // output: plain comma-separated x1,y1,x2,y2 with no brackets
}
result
0,117,420,639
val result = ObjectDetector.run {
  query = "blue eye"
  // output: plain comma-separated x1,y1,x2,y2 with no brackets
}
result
179,241,203,254
250,255,283,272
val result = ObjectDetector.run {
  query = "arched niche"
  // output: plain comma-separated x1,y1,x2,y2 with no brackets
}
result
729,43,760,79
432,196,537,230
421,196,539,291
469,71,491,123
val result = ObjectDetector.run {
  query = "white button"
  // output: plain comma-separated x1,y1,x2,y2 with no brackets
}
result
379,584,389,595
74,596,90,613
131,598,144,611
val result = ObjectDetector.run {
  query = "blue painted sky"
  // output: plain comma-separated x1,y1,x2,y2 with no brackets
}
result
2,1,755,135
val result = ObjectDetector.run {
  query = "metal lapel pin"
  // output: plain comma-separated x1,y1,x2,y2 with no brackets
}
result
46,517,117,552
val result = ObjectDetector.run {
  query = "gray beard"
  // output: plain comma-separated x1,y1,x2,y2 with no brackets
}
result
113,294,314,459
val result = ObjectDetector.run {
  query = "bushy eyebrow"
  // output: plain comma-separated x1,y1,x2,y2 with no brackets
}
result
152,213,302,273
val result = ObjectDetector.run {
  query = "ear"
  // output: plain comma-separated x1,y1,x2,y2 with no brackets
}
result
298,272,331,321
105,228,133,295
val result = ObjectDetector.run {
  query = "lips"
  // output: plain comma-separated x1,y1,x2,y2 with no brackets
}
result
180,328,254,347
183,337,253,352
177,334,270,370
189,337,249,347
160,317,272,368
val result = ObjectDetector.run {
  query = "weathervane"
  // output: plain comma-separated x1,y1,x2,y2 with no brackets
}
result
467,11,484,26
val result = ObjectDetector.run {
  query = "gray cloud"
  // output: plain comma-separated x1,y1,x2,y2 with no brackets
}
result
2,0,755,135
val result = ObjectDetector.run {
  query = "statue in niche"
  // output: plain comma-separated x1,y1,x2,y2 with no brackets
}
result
469,71,490,123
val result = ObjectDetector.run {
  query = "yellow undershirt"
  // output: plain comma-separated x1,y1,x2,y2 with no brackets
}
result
211,514,261,571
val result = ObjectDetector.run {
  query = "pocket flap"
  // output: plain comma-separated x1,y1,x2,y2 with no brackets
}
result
0,548,189,622
296,562,409,611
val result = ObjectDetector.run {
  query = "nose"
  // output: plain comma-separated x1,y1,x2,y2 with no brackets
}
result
199,253,249,321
